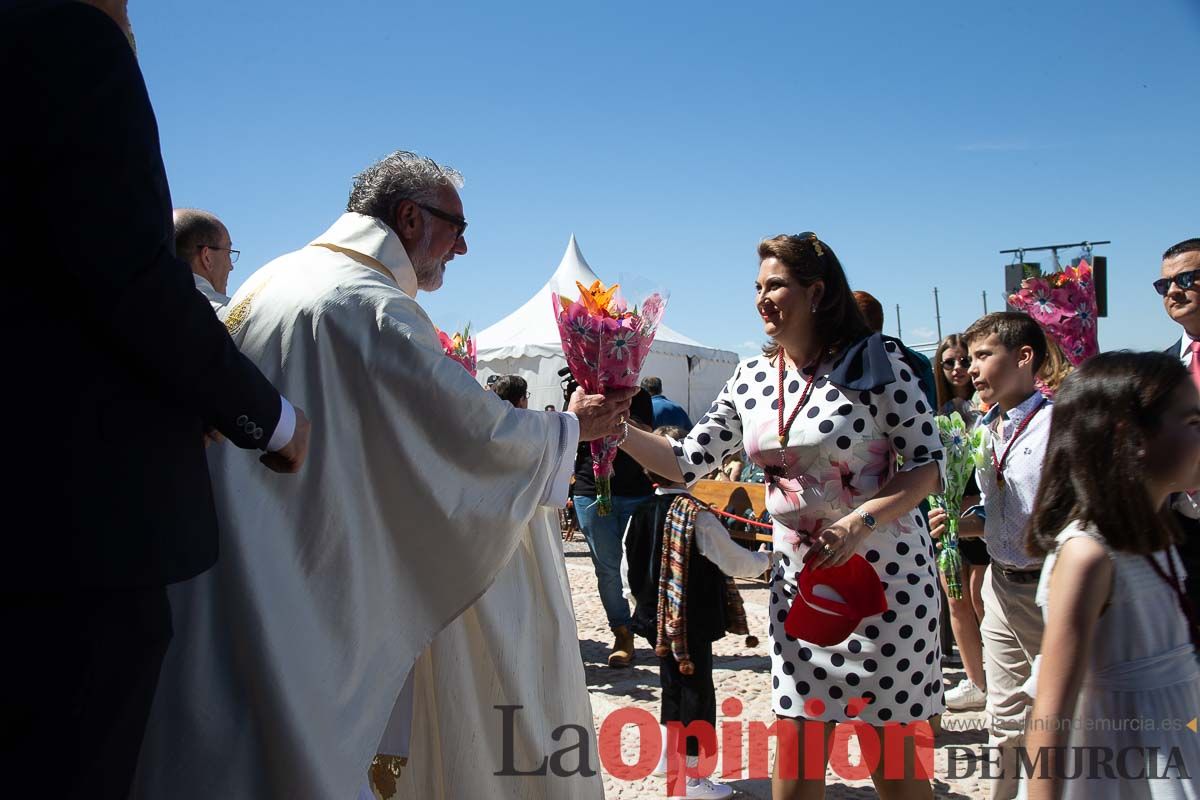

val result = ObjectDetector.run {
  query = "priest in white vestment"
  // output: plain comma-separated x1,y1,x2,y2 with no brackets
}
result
132,152,626,800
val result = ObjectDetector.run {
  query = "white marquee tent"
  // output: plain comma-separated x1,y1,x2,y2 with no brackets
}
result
476,236,740,419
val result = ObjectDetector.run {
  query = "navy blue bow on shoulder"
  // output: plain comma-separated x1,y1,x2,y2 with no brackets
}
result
827,332,898,391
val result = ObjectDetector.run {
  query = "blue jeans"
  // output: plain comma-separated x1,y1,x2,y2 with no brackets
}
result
575,494,650,630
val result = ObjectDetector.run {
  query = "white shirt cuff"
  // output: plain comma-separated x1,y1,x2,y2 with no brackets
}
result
267,396,296,452
539,412,580,507
1174,491,1200,520
695,511,770,578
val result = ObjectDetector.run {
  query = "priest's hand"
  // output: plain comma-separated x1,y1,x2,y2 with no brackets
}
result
569,386,638,442
260,407,312,473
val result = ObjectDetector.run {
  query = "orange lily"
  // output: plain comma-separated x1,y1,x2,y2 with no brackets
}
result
576,279,621,317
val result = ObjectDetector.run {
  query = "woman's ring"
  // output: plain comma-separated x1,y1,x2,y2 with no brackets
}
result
822,543,835,557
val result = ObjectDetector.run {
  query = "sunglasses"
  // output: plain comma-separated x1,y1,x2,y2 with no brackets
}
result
416,203,468,239
941,357,971,370
1154,269,1200,297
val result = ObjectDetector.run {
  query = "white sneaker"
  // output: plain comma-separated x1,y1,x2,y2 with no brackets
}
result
945,677,986,711
685,776,734,799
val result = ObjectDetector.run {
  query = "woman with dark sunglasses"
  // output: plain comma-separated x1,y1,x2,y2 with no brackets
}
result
933,333,977,421
931,333,990,713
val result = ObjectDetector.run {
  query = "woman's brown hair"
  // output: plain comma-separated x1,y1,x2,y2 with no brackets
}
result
933,333,971,411
758,233,872,361
1026,351,1187,557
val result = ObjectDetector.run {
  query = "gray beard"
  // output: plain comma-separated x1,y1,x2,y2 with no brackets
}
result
411,228,445,292
413,255,445,292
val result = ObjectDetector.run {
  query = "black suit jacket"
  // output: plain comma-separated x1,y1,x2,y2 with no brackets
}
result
1165,338,1200,612
1,2,285,588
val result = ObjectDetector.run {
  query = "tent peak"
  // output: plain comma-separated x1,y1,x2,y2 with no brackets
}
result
548,234,599,293
558,234,591,274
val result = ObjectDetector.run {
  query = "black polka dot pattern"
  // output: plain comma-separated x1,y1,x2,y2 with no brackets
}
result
685,351,944,725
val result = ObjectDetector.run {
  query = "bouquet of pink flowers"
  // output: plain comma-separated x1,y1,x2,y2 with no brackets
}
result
1008,260,1099,365
436,324,477,377
553,279,666,515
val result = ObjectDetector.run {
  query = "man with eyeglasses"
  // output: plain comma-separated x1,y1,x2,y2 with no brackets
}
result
174,208,239,312
1158,237,1200,616
133,150,627,800
493,374,530,408
1159,238,1200,370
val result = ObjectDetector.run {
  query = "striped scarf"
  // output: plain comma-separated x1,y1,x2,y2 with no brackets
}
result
655,495,753,675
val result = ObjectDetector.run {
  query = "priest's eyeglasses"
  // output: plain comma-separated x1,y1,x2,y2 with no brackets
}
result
199,244,240,263
1154,269,1200,296
416,203,468,239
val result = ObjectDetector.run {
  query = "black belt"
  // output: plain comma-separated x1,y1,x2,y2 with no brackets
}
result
993,563,1042,584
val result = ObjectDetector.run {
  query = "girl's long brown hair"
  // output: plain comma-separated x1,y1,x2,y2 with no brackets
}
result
1026,351,1187,557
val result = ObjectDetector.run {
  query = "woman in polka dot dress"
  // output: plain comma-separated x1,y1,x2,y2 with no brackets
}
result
621,233,945,799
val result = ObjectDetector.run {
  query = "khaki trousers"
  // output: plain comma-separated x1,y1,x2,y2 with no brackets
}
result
980,565,1045,800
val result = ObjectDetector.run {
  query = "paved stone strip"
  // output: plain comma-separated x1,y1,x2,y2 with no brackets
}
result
564,539,988,798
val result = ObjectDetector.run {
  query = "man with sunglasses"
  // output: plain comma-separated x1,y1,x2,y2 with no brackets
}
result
1159,238,1200,363
1158,237,1200,619
174,208,239,312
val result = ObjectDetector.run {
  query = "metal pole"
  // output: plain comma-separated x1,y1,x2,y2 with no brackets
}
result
933,287,943,341
982,290,988,314
999,240,1110,255
895,304,902,339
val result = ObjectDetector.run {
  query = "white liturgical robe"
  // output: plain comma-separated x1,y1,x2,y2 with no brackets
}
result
364,507,603,800
132,213,582,799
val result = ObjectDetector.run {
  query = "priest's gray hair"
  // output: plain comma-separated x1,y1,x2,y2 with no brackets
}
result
347,151,465,233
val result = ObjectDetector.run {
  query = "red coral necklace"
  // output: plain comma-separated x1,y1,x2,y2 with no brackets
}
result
776,350,823,459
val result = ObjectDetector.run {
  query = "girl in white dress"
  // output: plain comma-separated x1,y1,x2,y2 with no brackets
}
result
1024,351,1200,800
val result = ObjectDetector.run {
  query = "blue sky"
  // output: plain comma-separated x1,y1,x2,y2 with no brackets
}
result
138,0,1199,356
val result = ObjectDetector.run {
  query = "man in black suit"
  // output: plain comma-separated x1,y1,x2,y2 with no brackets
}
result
0,2,311,797
1157,237,1200,614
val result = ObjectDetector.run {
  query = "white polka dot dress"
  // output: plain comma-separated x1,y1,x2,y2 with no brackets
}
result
672,337,947,724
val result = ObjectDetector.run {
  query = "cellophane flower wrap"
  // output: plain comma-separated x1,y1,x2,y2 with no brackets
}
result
927,412,985,600
1008,260,1099,366
553,279,666,515
436,324,477,377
